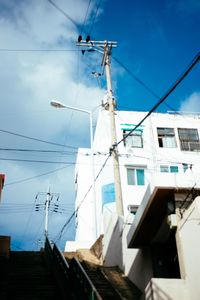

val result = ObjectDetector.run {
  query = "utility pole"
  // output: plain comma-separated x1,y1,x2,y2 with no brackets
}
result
45,186,51,238
35,186,60,242
77,38,124,216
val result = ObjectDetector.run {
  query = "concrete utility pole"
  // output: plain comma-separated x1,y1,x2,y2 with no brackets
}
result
35,187,60,241
45,186,51,238
77,39,124,216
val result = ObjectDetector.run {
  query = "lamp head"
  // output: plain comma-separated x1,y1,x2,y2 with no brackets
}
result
50,100,66,108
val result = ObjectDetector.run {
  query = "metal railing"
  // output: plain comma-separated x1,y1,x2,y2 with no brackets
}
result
44,238,70,299
44,237,102,300
70,257,103,300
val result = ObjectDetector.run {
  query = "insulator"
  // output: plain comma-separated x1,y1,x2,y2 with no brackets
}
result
86,35,90,42
78,35,82,42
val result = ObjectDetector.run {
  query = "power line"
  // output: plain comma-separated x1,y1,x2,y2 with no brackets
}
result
0,155,110,165
0,48,79,52
113,56,180,112
4,165,72,186
115,52,200,148
80,0,92,35
0,157,75,164
11,243,26,251
88,0,103,36
113,56,160,100
47,0,79,29
0,128,78,149
0,147,78,154
54,154,110,242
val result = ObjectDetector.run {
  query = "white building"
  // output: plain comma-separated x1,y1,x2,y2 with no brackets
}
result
65,109,200,299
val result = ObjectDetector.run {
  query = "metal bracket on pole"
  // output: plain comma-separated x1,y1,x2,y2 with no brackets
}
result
76,38,124,217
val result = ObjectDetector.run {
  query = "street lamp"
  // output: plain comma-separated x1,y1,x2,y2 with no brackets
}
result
50,100,97,240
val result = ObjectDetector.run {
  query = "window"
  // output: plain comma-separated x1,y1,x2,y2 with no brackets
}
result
178,128,200,151
127,168,145,185
160,165,169,173
182,163,188,173
160,165,179,173
123,130,143,148
170,166,178,173
127,204,139,215
157,128,176,148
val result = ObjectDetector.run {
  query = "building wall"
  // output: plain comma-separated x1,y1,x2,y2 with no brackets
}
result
102,196,200,299
72,148,95,249
176,196,200,300
65,110,200,252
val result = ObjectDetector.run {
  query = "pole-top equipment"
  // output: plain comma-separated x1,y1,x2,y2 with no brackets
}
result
76,38,124,216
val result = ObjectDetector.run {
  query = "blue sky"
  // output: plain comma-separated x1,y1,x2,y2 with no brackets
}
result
0,0,199,251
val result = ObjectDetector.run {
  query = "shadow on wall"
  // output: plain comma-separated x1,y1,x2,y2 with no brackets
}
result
146,281,173,300
126,246,153,292
102,214,123,269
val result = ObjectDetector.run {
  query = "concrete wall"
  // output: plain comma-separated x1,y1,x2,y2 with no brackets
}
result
176,196,200,300
145,279,189,300
102,196,200,299
68,110,200,251
102,211,154,292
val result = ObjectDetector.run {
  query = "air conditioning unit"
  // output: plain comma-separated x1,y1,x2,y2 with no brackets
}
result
167,214,177,229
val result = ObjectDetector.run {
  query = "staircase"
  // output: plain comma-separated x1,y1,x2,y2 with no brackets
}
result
6,251,62,300
0,238,141,300
64,247,141,300
80,261,122,299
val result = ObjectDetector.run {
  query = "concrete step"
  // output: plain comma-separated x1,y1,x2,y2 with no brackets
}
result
81,261,122,299
6,251,62,300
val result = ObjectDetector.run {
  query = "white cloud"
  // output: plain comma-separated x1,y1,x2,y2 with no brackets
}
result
0,0,104,250
179,92,200,113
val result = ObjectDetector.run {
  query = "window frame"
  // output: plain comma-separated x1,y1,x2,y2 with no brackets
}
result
160,165,179,173
178,128,200,152
126,167,145,186
123,129,143,148
157,127,177,148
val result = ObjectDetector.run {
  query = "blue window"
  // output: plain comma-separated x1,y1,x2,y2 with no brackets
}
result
102,183,115,205
160,165,179,173
170,166,178,173
183,163,188,172
127,168,145,186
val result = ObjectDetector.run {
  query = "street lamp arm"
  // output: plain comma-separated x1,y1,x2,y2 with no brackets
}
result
50,100,91,115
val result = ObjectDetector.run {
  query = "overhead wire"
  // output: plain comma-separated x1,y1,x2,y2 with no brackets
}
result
47,0,79,29
80,0,92,35
88,0,103,36
0,48,79,52
53,153,111,243
0,128,78,149
4,165,72,186
113,56,181,113
0,157,76,164
0,147,78,154
114,52,200,148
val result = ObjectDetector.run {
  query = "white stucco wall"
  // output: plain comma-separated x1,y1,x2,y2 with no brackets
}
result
66,110,200,252
176,196,200,300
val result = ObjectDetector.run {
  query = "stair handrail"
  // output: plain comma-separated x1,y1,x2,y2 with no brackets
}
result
44,237,70,299
45,237,102,300
71,257,103,300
